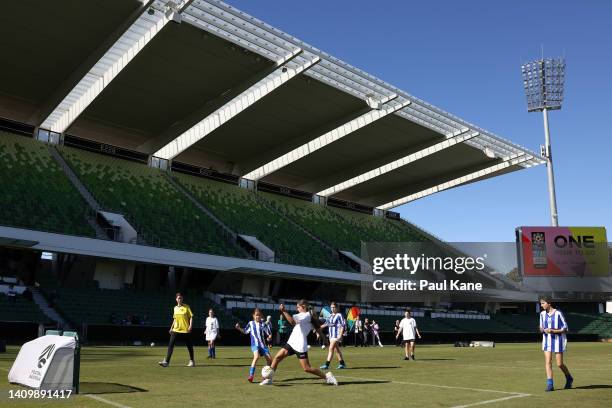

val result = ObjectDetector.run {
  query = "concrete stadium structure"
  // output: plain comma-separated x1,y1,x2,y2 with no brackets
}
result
0,0,543,211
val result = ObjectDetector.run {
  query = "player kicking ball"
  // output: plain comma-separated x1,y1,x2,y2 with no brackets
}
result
320,301,347,369
260,300,338,386
397,309,421,360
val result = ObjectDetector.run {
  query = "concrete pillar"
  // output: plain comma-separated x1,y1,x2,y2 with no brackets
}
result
167,266,176,292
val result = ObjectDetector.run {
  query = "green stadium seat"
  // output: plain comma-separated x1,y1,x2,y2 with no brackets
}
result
0,132,95,237
58,146,242,257
173,173,351,271
0,293,48,323
260,192,425,258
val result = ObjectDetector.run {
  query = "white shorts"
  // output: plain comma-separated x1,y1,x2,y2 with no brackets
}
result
206,332,218,341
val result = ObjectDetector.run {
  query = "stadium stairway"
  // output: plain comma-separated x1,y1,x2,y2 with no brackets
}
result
30,286,71,330
251,190,341,257
0,131,96,237
172,172,353,271
164,173,253,259
258,191,427,258
0,293,49,324
57,146,244,257
47,145,108,240
258,192,367,255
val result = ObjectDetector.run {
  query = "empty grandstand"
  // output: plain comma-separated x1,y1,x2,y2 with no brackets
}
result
0,0,608,348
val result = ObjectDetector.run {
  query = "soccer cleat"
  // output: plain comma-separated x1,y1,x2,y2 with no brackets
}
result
336,363,346,369
545,383,554,392
411,355,416,361
404,356,410,361
187,360,195,367
259,378,272,386
158,360,168,367
325,372,338,386
320,364,329,369
564,376,573,389
248,375,254,383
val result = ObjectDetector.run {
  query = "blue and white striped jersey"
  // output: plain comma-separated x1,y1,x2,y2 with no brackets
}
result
327,313,345,339
244,320,270,348
540,310,568,352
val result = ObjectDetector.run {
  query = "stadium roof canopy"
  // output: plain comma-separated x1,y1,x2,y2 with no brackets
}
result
0,0,544,209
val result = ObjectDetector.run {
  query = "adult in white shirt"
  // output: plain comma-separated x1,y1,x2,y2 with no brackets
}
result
205,308,220,359
260,300,337,386
396,309,421,360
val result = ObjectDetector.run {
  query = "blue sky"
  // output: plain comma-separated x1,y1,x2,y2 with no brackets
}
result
228,0,612,242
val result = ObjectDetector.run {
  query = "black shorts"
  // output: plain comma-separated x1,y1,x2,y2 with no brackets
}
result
402,339,416,345
282,343,308,359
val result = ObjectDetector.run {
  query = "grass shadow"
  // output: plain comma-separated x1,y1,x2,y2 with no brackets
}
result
275,377,390,386
200,364,251,368
415,358,455,361
80,382,148,394
339,380,391,385
345,366,400,369
573,385,612,390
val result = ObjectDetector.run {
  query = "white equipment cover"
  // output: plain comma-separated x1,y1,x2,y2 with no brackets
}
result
470,340,495,348
8,335,76,391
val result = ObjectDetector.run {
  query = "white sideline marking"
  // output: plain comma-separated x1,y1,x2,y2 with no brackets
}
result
450,394,531,408
339,375,526,394
339,375,531,408
86,394,132,408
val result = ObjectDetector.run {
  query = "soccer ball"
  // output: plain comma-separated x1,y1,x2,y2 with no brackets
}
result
261,365,274,379
150,342,155,347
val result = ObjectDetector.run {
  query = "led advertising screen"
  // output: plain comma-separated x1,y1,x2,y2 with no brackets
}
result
516,226,609,277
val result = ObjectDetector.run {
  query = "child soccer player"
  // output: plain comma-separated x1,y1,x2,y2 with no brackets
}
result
264,315,273,348
371,320,383,347
539,297,573,391
396,309,421,360
235,308,272,383
260,300,337,386
320,301,347,369
205,308,219,359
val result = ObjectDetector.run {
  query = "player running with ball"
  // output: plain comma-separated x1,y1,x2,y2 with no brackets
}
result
260,300,337,386
320,301,347,370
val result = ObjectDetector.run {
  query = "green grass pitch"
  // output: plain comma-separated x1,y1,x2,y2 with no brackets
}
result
1,342,610,407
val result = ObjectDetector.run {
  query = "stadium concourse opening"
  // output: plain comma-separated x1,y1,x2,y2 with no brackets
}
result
0,1,609,407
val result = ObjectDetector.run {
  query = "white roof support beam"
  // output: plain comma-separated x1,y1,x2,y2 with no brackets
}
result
39,0,189,133
152,52,320,160
317,130,479,197
378,153,533,210
242,98,411,181
185,1,543,170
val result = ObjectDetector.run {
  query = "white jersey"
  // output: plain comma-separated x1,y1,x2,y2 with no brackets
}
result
399,317,417,340
287,312,313,353
205,317,219,340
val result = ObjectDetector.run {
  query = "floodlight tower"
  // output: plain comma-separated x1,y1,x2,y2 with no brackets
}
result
521,58,565,226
